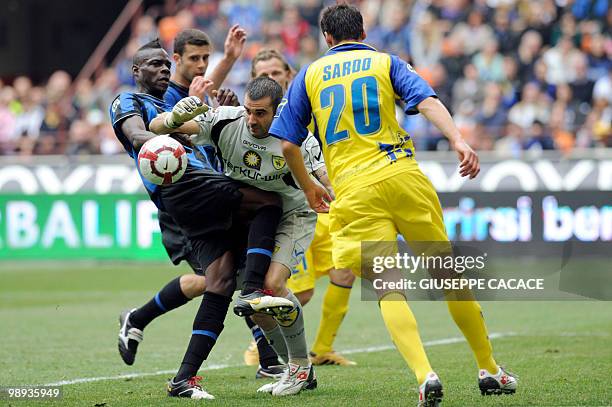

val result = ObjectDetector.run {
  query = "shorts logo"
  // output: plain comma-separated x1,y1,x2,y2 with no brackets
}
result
243,150,262,170
272,155,286,170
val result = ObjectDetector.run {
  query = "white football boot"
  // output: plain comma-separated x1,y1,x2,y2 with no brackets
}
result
257,363,317,396
479,366,518,395
167,376,215,400
418,372,443,407
117,308,143,365
233,289,295,317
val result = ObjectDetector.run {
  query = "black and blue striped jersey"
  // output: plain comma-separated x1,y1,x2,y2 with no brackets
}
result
109,91,218,208
164,81,219,170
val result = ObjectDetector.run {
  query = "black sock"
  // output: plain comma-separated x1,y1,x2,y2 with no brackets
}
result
245,317,279,368
175,292,231,381
242,205,282,294
130,277,190,330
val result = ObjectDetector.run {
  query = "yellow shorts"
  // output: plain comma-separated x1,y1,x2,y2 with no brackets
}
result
329,164,449,275
286,213,334,293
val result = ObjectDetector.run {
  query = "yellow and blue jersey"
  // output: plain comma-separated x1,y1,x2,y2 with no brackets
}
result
269,42,436,196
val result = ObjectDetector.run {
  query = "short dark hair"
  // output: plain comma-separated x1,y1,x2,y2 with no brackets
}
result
250,49,292,79
173,29,211,55
320,3,364,43
245,76,284,112
133,38,163,65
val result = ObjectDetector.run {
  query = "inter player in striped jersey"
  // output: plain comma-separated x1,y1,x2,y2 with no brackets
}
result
150,77,330,396
110,39,292,400
270,4,517,406
147,27,286,379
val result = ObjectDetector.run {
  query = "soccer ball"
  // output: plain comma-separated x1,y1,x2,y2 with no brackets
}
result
137,135,187,185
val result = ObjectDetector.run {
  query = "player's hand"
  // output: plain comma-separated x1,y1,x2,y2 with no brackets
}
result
453,139,480,179
224,24,247,60
213,88,239,107
304,183,333,213
189,77,215,101
326,186,336,201
165,96,209,129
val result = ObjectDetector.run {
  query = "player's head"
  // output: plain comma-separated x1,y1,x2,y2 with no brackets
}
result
320,3,366,47
173,29,212,83
251,49,294,92
243,76,283,138
132,39,171,98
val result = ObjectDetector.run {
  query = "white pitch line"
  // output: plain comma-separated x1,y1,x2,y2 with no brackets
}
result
42,332,514,387
44,364,231,387
342,332,515,355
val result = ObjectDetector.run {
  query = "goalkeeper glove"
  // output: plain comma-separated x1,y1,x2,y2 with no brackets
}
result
164,96,209,129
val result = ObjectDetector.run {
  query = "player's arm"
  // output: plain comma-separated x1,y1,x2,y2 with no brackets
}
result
389,54,479,179
120,115,158,150
149,96,208,135
302,133,335,198
111,93,161,150
205,25,247,93
416,97,479,178
282,140,332,213
150,112,199,135
312,166,335,199
270,67,332,212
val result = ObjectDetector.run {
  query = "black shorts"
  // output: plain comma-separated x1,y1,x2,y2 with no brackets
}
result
159,169,244,271
158,210,203,274
188,225,249,276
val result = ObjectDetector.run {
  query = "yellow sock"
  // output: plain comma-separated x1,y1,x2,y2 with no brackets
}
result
379,292,432,384
446,299,498,373
311,283,351,355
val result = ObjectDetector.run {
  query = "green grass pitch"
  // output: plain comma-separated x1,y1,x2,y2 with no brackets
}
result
1,262,610,406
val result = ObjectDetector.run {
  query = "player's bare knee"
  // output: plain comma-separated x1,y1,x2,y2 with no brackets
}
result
192,275,207,294
264,268,288,297
264,278,286,297
330,268,355,287
295,288,314,305
179,274,207,299
206,274,236,296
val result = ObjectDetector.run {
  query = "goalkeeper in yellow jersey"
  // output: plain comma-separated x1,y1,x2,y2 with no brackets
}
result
269,4,517,407
242,49,356,367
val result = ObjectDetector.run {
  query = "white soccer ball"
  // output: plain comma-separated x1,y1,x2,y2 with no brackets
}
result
138,135,187,185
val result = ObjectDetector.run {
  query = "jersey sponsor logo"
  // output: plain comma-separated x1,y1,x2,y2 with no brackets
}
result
242,139,267,151
272,155,286,170
223,158,286,182
243,150,262,170
406,63,416,73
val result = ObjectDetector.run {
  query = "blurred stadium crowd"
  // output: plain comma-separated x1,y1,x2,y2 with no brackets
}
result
0,0,610,156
